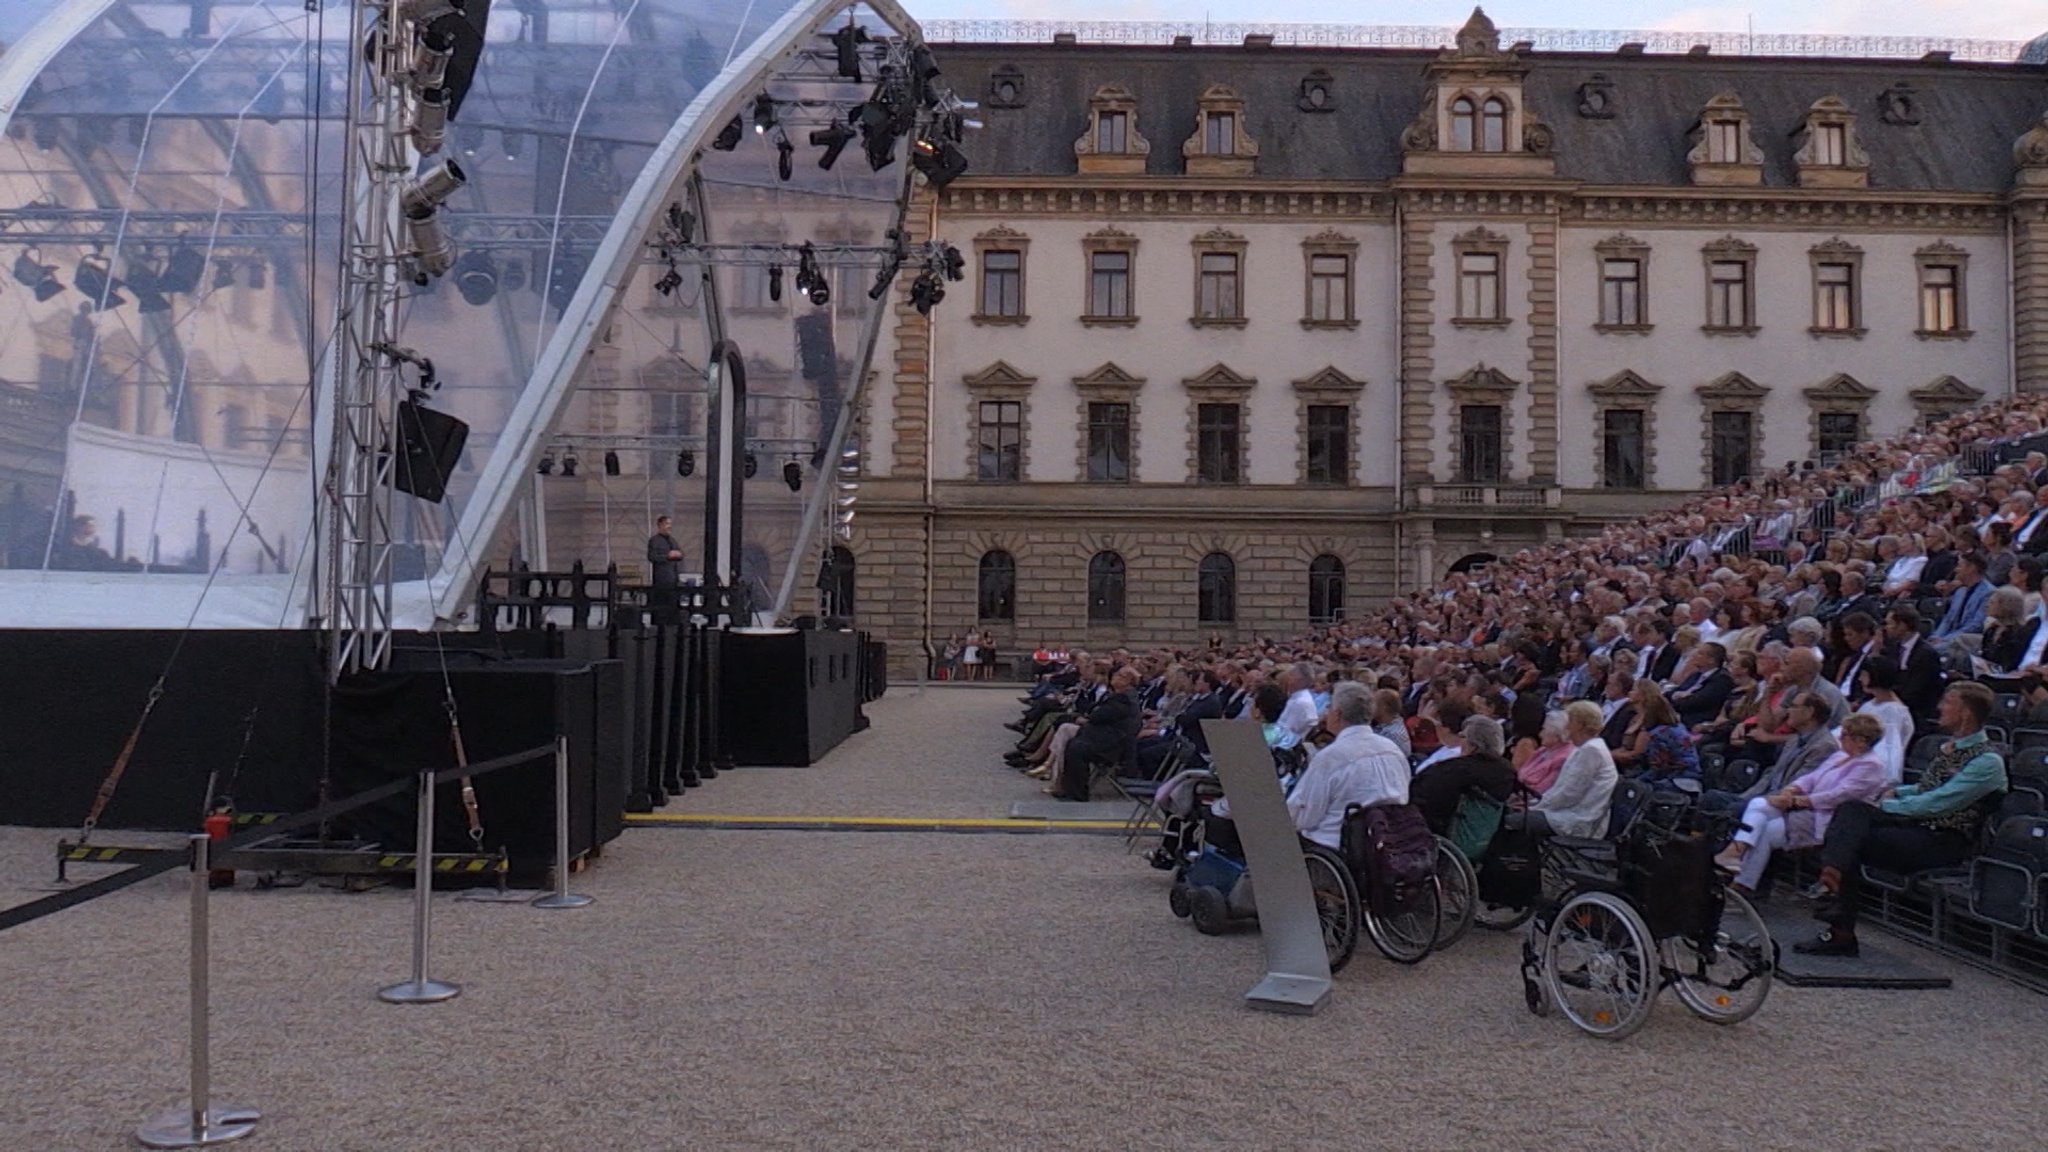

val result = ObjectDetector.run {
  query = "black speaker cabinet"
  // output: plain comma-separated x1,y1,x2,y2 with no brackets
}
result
392,399,469,503
720,629,860,766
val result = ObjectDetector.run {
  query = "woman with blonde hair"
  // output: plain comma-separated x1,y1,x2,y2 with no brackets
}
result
1714,713,1889,894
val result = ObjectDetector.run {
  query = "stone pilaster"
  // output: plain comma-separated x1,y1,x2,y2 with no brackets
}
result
2016,195,2048,394
1524,211,1560,482
887,191,936,477
1399,212,1438,483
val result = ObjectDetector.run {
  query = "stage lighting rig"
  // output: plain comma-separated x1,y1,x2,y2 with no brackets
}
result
411,85,450,154
830,23,870,80
767,263,783,302
537,451,555,475
712,116,743,151
453,249,497,305
75,253,125,311
561,449,579,478
775,130,795,181
654,265,683,296
604,450,621,477
752,93,778,135
910,135,968,188
810,119,855,170
411,21,455,92
783,460,804,492
676,449,695,478
795,243,829,307
401,159,466,280
908,269,943,316
12,250,63,301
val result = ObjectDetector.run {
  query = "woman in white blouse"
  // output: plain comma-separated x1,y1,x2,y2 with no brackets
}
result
1514,701,1619,840
1847,657,1914,785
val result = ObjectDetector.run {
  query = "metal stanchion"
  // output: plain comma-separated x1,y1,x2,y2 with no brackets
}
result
378,771,460,1004
532,737,593,910
136,835,261,1148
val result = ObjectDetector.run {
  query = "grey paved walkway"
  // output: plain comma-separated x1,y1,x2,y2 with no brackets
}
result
3,685,2047,1150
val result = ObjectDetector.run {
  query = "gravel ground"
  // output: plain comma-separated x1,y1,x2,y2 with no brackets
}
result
3,685,2046,1151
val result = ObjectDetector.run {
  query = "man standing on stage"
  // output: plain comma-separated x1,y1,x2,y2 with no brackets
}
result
647,514,682,624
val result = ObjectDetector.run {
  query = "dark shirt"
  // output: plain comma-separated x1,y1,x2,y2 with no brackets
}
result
647,532,682,587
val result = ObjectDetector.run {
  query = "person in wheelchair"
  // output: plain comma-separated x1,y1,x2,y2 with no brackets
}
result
1410,713,1516,834
1195,682,1404,859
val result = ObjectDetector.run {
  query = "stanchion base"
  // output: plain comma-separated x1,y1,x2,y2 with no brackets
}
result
531,892,593,909
135,1105,261,1148
377,978,461,1004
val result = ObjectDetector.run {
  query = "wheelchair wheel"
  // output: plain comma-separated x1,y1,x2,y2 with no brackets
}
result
1432,837,1477,951
1363,876,1442,965
1301,845,1360,974
1664,888,1773,1026
1543,890,1657,1041
1168,880,1192,920
1187,886,1230,936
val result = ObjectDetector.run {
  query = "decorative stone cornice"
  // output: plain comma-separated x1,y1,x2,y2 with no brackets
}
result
1696,371,1769,403
1073,362,1145,392
1586,369,1662,399
962,361,1036,391
1910,375,1985,412
1803,372,1878,404
1445,364,1519,400
1292,366,1367,396
1182,363,1257,394
1570,191,2005,231
940,183,1396,219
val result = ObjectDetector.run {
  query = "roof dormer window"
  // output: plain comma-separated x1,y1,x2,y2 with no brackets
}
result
1074,84,1149,175
1793,97,1869,188
1182,85,1258,176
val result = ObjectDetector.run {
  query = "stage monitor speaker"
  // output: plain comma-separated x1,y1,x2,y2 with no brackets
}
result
392,399,469,503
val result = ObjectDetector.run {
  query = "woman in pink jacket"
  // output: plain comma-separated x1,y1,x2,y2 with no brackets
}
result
1713,713,1889,894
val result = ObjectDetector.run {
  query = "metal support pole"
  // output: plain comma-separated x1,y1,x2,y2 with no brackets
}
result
532,737,593,909
135,836,261,1148
378,771,460,1004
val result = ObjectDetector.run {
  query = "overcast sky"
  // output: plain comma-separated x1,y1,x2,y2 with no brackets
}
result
912,0,2044,42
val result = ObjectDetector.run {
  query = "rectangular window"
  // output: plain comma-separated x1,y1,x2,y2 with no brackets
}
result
1710,411,1754,487
1709,120,1741,164
1707,260,1750,329
1458,404,1503,484
1196,403,1241,485
1458,252,1501,321
1197,252,1240,320
976,400,1021,482
1204,112,1235,156
1600,258,1643,327
1601,409,1646,490
1305,405,1350,486
1085,402,1130,483
1088,251,1131,318
1307,253,1350,323
1817,412,1861,462
1814,262,1856,331
1919,264,1961,333
1814,123,1846,166
979,249,1022,318
1095,111,1127,154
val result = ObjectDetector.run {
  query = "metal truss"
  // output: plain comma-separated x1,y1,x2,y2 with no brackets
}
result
0,208,611,251
920,20,2029,63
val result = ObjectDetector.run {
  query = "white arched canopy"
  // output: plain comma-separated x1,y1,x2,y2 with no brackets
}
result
0,0,922,631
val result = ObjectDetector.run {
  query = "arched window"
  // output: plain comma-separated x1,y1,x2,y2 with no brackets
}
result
1480,97,1509,153
1448,96,1477,151
978,550,1016,621
1309,555,1345,625
1087,551,1125,624
1198,552,1236,625
824,546,856,619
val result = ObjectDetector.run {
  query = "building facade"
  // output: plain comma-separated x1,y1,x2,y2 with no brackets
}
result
837,14,2048,672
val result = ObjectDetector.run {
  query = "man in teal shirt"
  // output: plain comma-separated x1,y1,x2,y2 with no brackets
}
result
1798,681,2007,957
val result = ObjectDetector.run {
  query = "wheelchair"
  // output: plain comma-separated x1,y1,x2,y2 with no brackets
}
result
1520,809,1776,1041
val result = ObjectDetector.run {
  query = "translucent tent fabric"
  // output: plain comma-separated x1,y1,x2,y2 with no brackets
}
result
0,0,918,629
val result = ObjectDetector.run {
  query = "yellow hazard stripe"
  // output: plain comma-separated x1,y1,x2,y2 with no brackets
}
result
624,813,1133,832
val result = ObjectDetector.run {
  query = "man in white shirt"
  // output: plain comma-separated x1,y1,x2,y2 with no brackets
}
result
1273,663,1320,750
1287,682,1411,851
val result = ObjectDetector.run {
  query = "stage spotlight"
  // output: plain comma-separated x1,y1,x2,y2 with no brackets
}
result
744,452,758,479
412,22,455,91
500,256,527,294
603,450,621,477
751,93,777,135
941,244,965,281
406,204,455,279
868,263,896,301
158,246,206,294
810,120,855,171
654,266,683,296
561,449,579,478
126,260,171,314
712,116,742,151
400,158,466,214
767,264,783,302
909,270,943,316
830,24,869,80
13,250,63,301
411,86,450,154
910,44,941,83
782,460,803,492
776,132,794,181
453,249,497,305
910,137,969,188
537,451,555,475
856,102,897,170
676,449,695,478
75,254,126,311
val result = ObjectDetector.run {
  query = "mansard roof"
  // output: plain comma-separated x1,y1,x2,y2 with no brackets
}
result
934,42,2045,192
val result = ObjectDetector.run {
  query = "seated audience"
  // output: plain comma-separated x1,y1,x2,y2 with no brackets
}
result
1713,713,1890,894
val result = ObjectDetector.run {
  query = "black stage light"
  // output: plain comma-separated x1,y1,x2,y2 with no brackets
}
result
158,245,207,294
537,451,556,475
13,250,63,301
453,249,497,305
744,452,758,479
909,270,944,316
910,137,969,188
676,449,695,478
74,254,125,311
561,449,579,478
603,450,621,477
782,460,803,492
775,132,794,181
809,278,830,307
868,263,896,301
767,264,782,302
941,244,965,281
810,120,855,171
212,261,236,291
654,266,683,296
751,93,777,135
910,45,941,83
830,24,869,80
712,116,743,151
